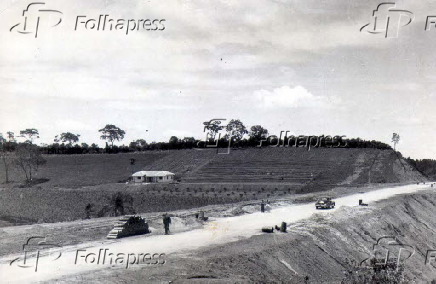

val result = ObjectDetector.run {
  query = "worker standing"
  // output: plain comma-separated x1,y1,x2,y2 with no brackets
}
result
261,200,265,213
163,213,171,235
264,200,272,212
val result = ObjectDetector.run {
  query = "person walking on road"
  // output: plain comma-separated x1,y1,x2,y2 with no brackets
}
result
163,213,171,235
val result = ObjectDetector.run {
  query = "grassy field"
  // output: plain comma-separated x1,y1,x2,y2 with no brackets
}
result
0,183,302,223
0,147,426,223
0,147,417,188
0,152,167,187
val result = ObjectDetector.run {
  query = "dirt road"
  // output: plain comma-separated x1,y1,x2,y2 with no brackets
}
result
0,183,431,283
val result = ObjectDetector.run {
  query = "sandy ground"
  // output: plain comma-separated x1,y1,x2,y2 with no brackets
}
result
0,183,432,283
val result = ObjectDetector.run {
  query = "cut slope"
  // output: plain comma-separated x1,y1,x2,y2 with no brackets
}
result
48,189,436,283
145,148,426,191
0,148,426,189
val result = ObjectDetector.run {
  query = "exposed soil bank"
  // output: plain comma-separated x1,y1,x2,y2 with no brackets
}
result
0,183,405,257
48,187,436,283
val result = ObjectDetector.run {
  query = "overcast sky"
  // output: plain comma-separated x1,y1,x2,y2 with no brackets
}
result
1,0,436,159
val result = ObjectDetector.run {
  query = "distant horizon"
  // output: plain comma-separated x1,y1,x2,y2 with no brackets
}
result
2,0,435,160
2,124,394,149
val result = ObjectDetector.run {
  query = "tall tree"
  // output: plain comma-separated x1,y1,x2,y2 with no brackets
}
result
129,139,147,151
169,136,179,144
0,133,10,183
182,137,196,149
392,133,400,150
225,119,248,142
249,125,269,142
90,143,100,153
169,136,180,149
80,143,89,153
56,132,80,146
19,128,39,144
203,119,225,140
14,143,46,183
98,124,126,147
182,137,195,143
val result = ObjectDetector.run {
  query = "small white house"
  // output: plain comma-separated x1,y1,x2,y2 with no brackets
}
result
132,171,175,183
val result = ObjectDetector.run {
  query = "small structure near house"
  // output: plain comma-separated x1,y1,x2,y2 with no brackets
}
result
132,171,175,183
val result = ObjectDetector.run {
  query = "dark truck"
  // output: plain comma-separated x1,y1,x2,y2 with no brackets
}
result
315,197,336,209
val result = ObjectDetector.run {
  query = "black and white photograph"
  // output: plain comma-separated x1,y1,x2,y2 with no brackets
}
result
1,0,436,283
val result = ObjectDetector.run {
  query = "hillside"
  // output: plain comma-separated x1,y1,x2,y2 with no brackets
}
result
0,152,168,188
50,189,436,283
0,148,426,190
0,147,426,224
406,158,436,180
166,190,436,283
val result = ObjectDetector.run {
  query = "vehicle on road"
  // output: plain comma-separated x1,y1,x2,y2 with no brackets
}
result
315,197,335,209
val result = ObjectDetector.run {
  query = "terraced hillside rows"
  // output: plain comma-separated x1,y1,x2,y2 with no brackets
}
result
140,149,217,177
181,148,357,184
0,148,427,223
0,148,426,190
141,148,426,190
